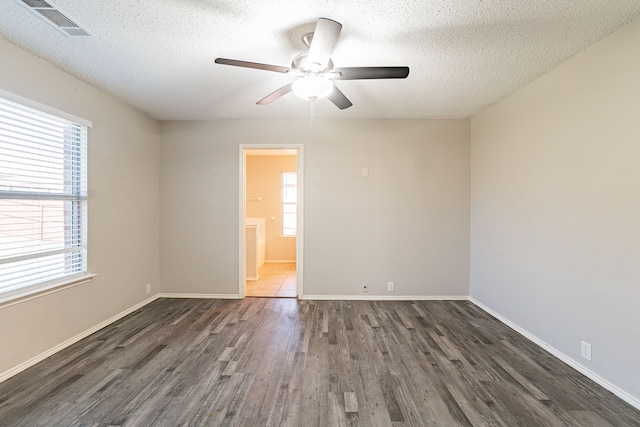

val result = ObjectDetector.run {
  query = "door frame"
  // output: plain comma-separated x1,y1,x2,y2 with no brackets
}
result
239,144,304,298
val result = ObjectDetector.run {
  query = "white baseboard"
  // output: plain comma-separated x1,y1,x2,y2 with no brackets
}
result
300,294,468,301
0,294,160,384
469,297,640,411
159,293,241,299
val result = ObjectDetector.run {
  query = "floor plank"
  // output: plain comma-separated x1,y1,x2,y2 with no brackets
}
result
0,298,638,426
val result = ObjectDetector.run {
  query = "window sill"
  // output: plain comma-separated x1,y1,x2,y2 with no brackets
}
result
280,235,296,239
0,273,97,309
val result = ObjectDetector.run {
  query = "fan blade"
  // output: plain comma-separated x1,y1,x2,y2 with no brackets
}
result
215,58,292,74
327,85,352,110
257,83,293,105
307,18,342,70
332,66,410,80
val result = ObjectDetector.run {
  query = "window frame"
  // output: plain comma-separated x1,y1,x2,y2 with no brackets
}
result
281,171,297,237
0,90,93,305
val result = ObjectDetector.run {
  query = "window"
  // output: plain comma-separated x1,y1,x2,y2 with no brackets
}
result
0,95,88,301
281,172,297,237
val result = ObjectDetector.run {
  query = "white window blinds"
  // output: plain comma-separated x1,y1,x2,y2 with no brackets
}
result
0,95,88,299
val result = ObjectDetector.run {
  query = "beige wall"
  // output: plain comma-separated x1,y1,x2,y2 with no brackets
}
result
0,39,160,377
246,155,297,262
470,17,640,401
160,119,471,297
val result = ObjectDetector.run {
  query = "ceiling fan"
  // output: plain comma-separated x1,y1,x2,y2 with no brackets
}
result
215,18,410,110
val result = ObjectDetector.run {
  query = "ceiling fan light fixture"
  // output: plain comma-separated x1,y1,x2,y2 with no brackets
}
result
292,75,334,101
214,18,409,109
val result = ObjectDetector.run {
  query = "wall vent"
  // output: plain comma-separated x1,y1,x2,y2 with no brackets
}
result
18,0,92,37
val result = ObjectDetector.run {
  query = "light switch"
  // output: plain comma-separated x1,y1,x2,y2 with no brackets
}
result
362,167,369,177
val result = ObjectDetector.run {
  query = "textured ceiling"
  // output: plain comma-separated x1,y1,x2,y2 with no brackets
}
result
1,0,639,121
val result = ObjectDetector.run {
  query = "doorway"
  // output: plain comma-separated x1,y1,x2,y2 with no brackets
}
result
239,145,303,298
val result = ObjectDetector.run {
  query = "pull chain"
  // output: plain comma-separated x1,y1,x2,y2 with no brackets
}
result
309,100,315,133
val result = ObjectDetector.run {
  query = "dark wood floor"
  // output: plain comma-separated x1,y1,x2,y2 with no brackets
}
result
0,298,638,426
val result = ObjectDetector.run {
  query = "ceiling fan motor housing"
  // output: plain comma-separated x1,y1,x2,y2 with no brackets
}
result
291,52,333,73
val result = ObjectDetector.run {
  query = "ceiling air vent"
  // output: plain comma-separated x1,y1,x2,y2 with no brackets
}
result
18,0,92,37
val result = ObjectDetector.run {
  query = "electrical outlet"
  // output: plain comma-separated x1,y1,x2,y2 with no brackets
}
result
387,281,394,292
362,283,368,293
581,341,592,361
121,295,127,306
146,284,151,294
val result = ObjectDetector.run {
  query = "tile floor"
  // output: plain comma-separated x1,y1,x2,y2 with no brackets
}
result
245,262,296,298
